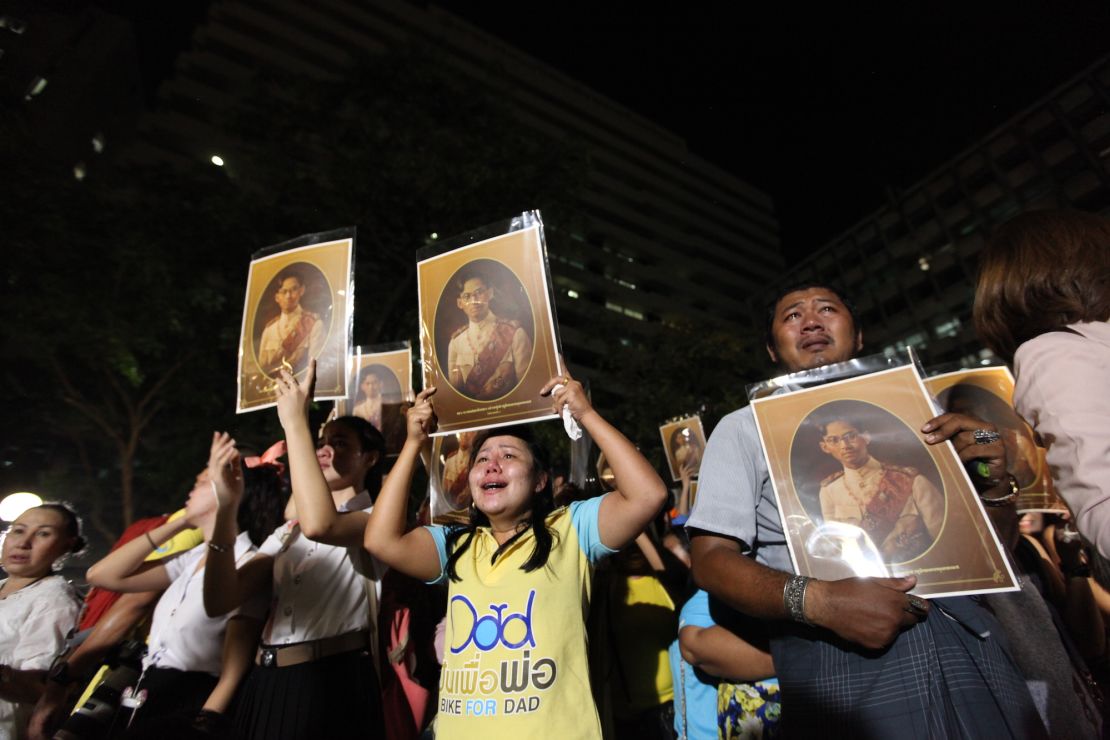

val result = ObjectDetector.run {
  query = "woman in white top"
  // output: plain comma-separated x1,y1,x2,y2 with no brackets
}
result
0,503,85,739
973,208,1110,571
204,363,387,739
85,445,286,734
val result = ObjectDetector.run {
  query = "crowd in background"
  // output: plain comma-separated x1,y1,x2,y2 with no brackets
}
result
0,207,1108,739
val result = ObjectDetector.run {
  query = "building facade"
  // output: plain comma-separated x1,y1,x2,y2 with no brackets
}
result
782,54,1110,370
126,0,782,387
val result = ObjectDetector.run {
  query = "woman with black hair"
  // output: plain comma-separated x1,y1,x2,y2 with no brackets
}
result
85,446,287,734
203,363,388,739
0,502,85,738
364,372,667,738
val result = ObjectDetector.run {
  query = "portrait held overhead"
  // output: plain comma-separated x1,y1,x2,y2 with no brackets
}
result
659,415,706,482
237,232,354,413
417,212,564,434
337,344,413,457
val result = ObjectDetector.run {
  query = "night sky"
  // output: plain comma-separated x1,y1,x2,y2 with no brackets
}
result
105,0,1110,258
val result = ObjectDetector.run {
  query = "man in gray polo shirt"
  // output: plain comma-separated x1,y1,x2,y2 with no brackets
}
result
687,283,1045,738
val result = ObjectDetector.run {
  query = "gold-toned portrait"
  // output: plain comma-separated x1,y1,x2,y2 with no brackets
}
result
659,415,706,481
337,345,412,457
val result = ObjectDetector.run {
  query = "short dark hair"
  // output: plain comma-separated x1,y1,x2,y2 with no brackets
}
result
237,465,290,547
815,416,867,438
454,264,491,294
275,266,306,289
973,209,1110,362
764,281,861,350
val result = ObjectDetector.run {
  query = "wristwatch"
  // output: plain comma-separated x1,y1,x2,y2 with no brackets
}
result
46,655,76,686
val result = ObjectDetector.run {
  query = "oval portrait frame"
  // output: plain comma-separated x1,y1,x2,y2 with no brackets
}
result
252,261,334,379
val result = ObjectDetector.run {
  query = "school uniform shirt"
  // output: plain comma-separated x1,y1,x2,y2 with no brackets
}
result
144,532,263,675
425,495,615,739
258,491,382,645
0,576,82,739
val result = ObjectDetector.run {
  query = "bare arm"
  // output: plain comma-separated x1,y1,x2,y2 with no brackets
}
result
275,363,368,546
690,533,923,651
202,432,274,617
363,388,443,582
85,518,193,592
0,668,47,704
540,374,667,550
201,615,264,714
678,625,775,682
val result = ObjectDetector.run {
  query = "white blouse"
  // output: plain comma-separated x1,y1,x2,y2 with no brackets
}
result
144,532,263,675
0,575,82,739
257,492,383,646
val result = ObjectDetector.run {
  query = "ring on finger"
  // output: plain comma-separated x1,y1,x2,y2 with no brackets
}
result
972,429,1002,445
904,595,928,615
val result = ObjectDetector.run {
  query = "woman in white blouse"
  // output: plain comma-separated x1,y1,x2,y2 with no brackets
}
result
0,503,85,739
204,363,388,739
973,208,1110,573
85,444,286,733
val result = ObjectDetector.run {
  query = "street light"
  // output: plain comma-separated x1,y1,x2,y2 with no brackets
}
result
0,492,43,522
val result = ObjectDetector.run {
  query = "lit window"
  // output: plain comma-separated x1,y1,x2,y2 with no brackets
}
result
24,76,47,100
91,133,105,153
615,278,636,290
73,162,87,181
934,317,961,339
210,155,225,166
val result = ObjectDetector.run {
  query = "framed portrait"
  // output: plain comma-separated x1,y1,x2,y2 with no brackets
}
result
751,364,1018,598
336,343,413,457
925,366,1066,514
237,231,354,413
416,211,563,435
659,415,706,481
429,431,481,525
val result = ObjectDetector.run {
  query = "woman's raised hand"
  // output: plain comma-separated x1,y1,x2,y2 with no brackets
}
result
207,431,244,511
405,387,438,444
541,372,594,422
275,361,316,431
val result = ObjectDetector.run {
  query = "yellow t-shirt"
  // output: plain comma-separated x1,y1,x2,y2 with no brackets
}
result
431,499,611,739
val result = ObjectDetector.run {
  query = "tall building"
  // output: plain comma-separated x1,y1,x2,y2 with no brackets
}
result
782,54,1110,369
125,0,782,389
1,1,141,178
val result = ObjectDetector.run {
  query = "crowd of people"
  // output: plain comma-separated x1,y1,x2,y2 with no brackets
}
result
1,207,1108,739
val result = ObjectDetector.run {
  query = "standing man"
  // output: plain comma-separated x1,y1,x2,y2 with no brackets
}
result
258,268,324,375
816,416,945,562
446,267,532,400
687,284,1044,737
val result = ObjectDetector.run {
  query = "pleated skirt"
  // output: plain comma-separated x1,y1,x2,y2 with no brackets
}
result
234,648,385,740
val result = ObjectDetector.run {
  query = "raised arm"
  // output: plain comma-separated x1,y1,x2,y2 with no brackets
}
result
202,432,273,617
85,518,193,593
275,362,368,546
540,374,666,550
363,388,443,582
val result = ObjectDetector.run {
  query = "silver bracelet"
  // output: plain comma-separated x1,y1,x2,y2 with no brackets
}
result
783,574,813,625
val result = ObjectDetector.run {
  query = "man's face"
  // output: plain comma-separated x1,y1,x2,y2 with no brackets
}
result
819,420,870,469
275,277,304,314
767,288,862,372
456,278,492,322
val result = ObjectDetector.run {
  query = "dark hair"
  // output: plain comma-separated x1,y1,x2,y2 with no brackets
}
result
274,266,306,289
973,209,1110,362
764,281,860,351
326,416,387,498
814,415,868,438
355,365,401,404
33,502,87,557
444,425,557,582
454,264,491,294
237,465,290,546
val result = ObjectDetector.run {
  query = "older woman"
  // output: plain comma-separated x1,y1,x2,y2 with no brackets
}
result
973,208,1110,565
0,503,85,739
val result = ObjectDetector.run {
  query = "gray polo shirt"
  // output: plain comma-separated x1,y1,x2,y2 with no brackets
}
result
685,404,793,573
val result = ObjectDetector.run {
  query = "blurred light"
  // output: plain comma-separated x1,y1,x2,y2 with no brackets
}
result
430,232,438,240
918,257,930,271
73,162,87,181
0,492,42,522
91,133,105,153
336,290,346,296
980,358,992,366
210,155,225,167
24,76,47,100
567,290,579,299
